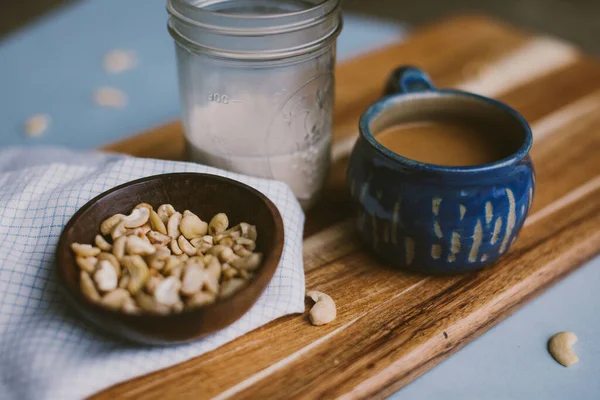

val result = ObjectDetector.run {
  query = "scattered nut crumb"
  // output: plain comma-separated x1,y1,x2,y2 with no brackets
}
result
93,87,128,109
103,49,138,74
24,114,51,137
548,331,579,367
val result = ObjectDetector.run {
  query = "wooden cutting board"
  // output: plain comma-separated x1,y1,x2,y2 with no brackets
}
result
94,15,600,399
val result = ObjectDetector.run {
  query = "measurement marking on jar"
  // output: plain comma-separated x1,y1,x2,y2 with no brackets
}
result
208,92,243,105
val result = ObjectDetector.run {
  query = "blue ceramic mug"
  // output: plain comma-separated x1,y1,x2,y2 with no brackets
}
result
347,66,535,274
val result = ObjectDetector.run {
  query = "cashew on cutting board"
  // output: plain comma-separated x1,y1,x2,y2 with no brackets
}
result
306,291,336,326
548,332,579,367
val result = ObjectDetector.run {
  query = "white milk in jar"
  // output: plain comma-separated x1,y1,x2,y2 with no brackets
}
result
168,0,342,208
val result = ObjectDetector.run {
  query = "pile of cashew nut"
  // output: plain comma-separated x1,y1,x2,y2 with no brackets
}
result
71,203,262,315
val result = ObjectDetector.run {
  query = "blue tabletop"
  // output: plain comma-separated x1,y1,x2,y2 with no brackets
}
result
1,1,598,399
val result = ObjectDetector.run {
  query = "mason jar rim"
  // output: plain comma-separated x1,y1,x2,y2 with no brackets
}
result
167,0,341,36
167,0,342,59
169,0,340,20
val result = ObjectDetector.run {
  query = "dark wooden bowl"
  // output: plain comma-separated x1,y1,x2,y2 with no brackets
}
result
56,173,284,345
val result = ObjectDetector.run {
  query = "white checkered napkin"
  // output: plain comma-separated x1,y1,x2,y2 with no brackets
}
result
0,147,305,400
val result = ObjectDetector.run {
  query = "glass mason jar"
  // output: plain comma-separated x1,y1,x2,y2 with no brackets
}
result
167,0,342,209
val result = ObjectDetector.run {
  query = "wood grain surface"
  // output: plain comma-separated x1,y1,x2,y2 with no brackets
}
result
96,15,600,399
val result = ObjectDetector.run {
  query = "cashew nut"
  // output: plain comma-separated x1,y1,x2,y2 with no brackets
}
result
154,276,182,306
163,256,183,274
239,269,251,280
118,273,130,289
205,275,220,294
240,222,257,241
147,230,171,246
217,223,242,239
112,235,127,260
209,213,229,235
207,245,227,257
178,235,198,256
135,291,170,315
101,288,130,310
194,235,214,246
219,247,239,264
103,49,136,74
147,246,170,270
176,254,190,262
71,243,101,257
24,113,50,137
206,256,222,283
134,203,153,211
234,223,247,236
170,237,183,255
157,204,176,224
248,227,258,242
218,237,235,248
93,260,118,292
167,212,182,239
145,273,164,295
94,86,127,109
122,297,142,315
207,245,238,263
548,332,579,367
222,263,238,280
100,214,125,236
173,301,185,313
75,256,97,274
123,207,150,229
110,220,127,240
186,291,217,308
138,223,152,236
121,255,149,294
231,253,263,271
233,244,252,257
219,278,247,299
180,211,208,239
215,233,238,243
235,237,256,251
188,255,220,294
94,234,112,251
80,271,101,301
181,260,205,295
306,291,336,326
154,245,170,256
125,235,156,256
168,265,184,279
149,209,167,235
125,226,148,238
97,252,121,277
190,235,213,254
185,256,204,267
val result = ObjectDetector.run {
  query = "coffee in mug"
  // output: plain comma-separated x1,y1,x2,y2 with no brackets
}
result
374,120,516,167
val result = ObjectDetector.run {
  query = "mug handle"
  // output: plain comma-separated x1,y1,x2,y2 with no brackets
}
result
383,66,436,95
